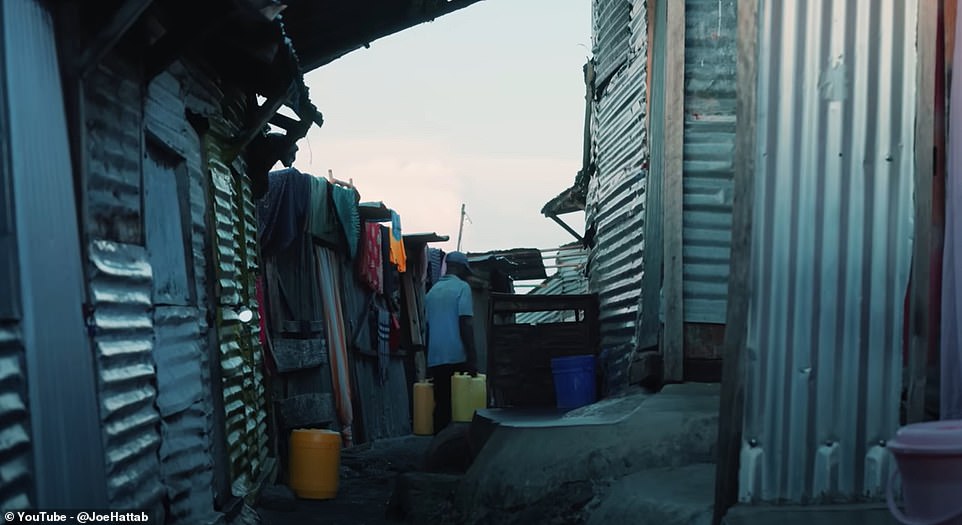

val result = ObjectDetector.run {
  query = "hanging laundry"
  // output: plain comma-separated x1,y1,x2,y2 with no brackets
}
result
332,184,361,259
307,176,340,247
421,244,430,284
381,225,399,300
427,248,445,288
358,222,383,294
389,312,402,352
258,168,311,256
316,246,355,447
377,300,391,384
389,210,407,272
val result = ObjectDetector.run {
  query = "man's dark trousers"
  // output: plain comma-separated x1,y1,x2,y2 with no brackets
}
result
429,362,468,432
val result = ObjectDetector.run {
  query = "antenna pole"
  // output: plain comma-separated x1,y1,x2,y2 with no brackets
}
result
456,203,466,251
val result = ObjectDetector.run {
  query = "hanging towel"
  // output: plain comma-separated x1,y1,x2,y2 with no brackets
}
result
389,211,407,272
258,168,311,256
332,184,361,259
307,176,340,247
358,222,383,294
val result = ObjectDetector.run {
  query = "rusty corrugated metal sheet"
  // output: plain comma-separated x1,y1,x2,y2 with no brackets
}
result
84,58,163,517
153,307,220,523
682,0,736,324
0,321,32,510
587,0,648,349
147,69,224,524
85,56,143,245
86,240,164,516
741,0,917,503
207,112,269,495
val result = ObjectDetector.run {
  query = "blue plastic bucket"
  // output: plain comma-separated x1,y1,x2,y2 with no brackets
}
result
551,355,597,409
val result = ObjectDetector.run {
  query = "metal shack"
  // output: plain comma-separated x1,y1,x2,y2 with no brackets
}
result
0,0,480,523
548,0,950,514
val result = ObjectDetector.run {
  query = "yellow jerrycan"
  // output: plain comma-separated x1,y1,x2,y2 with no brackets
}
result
413,379,435,435
469,374,487,414
451,372,487,422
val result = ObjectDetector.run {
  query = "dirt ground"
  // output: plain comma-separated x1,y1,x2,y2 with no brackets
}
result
258,435,434,525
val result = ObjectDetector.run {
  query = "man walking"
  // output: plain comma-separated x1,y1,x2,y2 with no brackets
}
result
424,251,478,432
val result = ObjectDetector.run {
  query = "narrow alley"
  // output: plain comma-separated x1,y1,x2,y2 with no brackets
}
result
0,0,960,525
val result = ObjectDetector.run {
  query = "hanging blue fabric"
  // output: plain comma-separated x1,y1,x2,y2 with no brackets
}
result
376,300,391,384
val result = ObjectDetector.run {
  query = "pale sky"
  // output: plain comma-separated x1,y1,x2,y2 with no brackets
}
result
291,0,590,254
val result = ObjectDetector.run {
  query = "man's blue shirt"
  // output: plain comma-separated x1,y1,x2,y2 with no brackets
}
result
425,275,473,367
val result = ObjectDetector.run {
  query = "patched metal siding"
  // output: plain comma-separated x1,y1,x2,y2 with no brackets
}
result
207,111,269,496
145,70,221,524
741,0,917,503
0,321,31,510
85,57,143,245
86,240,164,516
351,355,412,442
587,0,649,348
84,57,164,517
682,0,736,324
593,0,631,84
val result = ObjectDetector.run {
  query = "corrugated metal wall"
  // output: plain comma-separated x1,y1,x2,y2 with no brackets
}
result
587,0,649,349
145,70,221,524
207,111,269,497
4,0,108,509
0,2,32,510
85,240,164,515
84,56,165,518
740,0,917,503
682,0,736,324
517,249,589,325
351,355,412,442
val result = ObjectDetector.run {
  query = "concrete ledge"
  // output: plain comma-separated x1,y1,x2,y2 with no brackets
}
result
722,504,900,525
587,463,715,525
456,384,720,523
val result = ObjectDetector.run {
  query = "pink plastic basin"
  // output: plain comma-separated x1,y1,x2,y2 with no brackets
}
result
887,420,962,525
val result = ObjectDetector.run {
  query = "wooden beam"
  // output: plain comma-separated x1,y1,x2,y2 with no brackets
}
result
712,0,758,521
72,0,154,78
229,84,293,161
549,215,585,243
908,0,939,423
662,0,686,383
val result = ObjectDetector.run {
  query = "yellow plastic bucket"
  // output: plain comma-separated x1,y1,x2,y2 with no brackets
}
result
289,429,341,500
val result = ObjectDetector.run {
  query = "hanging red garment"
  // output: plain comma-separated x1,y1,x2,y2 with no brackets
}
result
358,222,383,294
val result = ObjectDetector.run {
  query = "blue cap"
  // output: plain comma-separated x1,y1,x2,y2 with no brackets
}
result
445,251,473,272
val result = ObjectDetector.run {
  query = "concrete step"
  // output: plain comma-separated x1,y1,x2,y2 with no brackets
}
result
456,383,720,523
722,504,900,525
587,463,716,525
